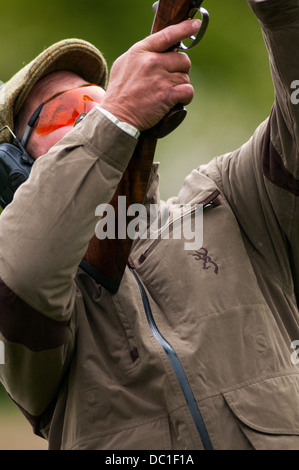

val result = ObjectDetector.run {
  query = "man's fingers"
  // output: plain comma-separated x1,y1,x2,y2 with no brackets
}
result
101,18,199,131
167,71,190,88
171,83,194,106
163,51,191,74
136,19,202,54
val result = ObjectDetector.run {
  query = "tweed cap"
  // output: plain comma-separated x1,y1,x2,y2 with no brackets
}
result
0,38,108,144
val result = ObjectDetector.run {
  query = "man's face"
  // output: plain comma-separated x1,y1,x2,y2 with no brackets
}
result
15,70,106,159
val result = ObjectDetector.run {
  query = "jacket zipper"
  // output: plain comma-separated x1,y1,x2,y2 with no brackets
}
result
139,189,220,263
128,263,214,450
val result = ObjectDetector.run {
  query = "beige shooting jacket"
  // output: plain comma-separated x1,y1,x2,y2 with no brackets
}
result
1,0,299,450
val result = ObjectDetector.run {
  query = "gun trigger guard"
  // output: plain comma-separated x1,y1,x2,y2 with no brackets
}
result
179,7,209,51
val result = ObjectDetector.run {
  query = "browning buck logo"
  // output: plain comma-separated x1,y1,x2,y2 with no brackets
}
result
190,247,219,274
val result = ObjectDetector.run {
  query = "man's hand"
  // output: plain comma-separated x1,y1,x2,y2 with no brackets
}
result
100,19,201,132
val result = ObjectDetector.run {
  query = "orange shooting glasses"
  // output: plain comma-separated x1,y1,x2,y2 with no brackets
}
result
21,84,105,146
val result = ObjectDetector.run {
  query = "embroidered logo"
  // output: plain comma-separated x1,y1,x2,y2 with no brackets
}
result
190,248,219,274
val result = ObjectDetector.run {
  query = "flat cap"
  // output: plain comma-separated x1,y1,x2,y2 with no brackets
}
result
0,38,108,143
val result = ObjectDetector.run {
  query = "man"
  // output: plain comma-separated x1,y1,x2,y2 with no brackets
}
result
0,0,299,450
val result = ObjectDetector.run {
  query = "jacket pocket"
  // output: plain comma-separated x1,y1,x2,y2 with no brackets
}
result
222,373,299,450
65,414,172,450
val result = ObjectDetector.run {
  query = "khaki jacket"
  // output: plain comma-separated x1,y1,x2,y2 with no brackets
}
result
1,0,299,450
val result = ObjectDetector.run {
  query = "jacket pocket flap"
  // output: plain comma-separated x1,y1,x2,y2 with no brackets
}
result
222,373,299,435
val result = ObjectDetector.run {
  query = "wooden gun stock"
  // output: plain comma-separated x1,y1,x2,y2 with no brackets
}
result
83,130,157,293
83,0,209,293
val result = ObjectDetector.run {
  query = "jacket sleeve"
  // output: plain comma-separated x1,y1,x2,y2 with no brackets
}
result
203,0,299,298
250,0,299,295
0,108,137,422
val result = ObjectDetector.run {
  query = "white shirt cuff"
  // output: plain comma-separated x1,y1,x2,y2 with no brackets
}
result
96,106,140,139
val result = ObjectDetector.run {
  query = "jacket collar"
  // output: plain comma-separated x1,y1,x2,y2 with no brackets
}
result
147,162,221,207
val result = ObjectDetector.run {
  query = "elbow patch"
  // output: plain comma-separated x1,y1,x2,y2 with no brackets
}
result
0,277,70,351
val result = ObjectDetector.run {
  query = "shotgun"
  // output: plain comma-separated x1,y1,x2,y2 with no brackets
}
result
82,0,209,293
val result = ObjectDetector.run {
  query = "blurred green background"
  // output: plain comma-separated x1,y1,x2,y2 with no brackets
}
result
0,0,273,449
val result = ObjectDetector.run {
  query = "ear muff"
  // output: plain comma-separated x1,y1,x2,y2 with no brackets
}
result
0,127,34,208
